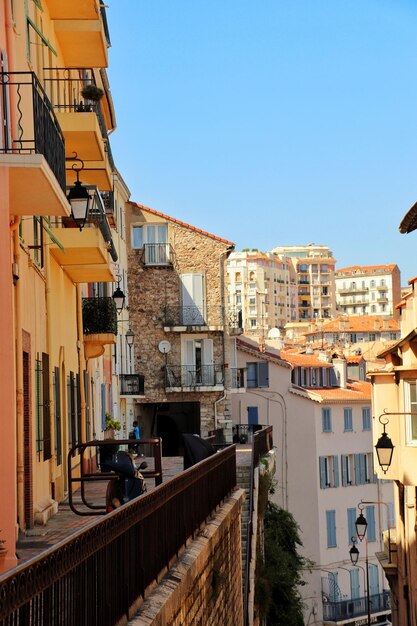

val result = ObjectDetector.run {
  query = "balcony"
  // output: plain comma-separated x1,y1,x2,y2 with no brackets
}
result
165,365,224,390
141,243,174,267
82,296,117,358
52,8,109,68
49,187,117,283
163,305,224,330
322,590,390,622
0,72,69,217
338,285,369,294
119,374,145,396
43,69,113,190
100,191,116,226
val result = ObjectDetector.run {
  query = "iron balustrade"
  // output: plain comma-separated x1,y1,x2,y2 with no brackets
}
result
141,243,173,266
0,71,66,192
82,297,118,336
0,445,237,625
164,304,223,327
100,190,116,224
322,590,391,621
120,374,145,396
165,364,224,388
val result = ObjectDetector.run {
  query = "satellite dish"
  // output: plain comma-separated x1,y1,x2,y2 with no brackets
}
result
268,328,281,339
158,340,171,354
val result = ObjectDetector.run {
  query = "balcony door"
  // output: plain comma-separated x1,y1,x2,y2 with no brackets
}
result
144,224,168,264
184,338,214,386
181,273,205,325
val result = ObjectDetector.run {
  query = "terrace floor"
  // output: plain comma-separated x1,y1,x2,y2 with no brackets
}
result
11,445,252,568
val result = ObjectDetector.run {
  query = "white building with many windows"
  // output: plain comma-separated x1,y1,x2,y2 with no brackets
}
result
335,264,401,319
231,338,393,625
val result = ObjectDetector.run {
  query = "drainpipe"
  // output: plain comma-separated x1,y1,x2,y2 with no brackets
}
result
218,245,234,437
11,218,25,530
76,285,87,444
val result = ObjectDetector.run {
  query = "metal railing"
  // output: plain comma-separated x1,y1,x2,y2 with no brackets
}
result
141,243,173,266
82,296,117,336
0,445,237,625
322,590,390,621
120,374,144,396
164,304,222,327
0,71,66,192
165,364,224,388
244,425,274,626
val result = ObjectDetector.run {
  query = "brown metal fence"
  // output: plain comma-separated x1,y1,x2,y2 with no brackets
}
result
0,445,236,626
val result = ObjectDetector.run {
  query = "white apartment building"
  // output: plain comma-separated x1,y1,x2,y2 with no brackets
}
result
226,251,298,336
272,243,337,321
335,265,401,319
231,338,393,626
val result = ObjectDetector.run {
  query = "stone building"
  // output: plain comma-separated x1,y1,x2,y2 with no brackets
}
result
125,202,240,451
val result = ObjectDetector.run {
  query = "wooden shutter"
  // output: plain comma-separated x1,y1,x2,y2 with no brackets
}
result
42,353,51,460
333,456,339,487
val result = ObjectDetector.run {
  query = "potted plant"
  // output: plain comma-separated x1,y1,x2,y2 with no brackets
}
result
104,412,121,439
81,84,104,102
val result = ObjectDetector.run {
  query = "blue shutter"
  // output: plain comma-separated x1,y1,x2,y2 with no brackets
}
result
362,407,371,430
368,564,379,597
333,456,339,487
350,568,360,599
247,363,256,388
359,454,367,484
388,502,395,527
247,406,258,426
258,362,269,387
366,506,376,542
322,408,331,432
319,457,327,489
354,454,361,485
347,508,357,544
326,510,337,547
344,408,353,431
341,455,347,486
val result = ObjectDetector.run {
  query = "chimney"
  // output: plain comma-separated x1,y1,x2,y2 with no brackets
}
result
333,358,347,388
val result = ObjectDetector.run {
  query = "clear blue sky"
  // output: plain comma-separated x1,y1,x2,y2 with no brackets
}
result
107,0,417,284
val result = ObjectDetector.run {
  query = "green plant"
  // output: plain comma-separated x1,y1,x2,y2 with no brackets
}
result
82,297,117,335
105,412,121,432
81,84,104,101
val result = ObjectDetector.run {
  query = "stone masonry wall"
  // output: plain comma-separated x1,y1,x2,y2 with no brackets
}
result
126,205,234,436
128,489,244,626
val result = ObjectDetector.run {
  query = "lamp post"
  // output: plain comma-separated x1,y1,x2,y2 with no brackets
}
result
112,275,126,313
349,535,370,626
66,154,91,230
359,499,392,564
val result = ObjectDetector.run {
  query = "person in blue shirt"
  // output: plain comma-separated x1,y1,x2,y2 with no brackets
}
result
132,420,140,440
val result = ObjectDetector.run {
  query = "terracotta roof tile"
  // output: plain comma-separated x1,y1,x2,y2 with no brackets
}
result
305,378,371,402
279,349,333,368
305,315,399,334
130,202,234,247
335,264,397,276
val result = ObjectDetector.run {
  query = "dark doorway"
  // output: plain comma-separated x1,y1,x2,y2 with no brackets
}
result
141,402,201,456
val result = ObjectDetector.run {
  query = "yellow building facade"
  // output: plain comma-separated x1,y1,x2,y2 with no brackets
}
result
0,0,130,569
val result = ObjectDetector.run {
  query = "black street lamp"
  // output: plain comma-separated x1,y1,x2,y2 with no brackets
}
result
66,154,91,230
355,506,368,542
359,499,392,564
112,276,126,313
349,536,370,626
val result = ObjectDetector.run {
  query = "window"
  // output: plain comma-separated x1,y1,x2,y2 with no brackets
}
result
354,452,376,485
347,508,357,544
180,273,205,325
322,408,332,432
326,510,337,547
247,362,269,388
344,408,353,432
366,506,376,542
250,319,257,328
319,456,339,488
184,338,216,386
341,454,355,486
405,381,417,444
131,223,169,264
362,407,371,431
369,333,376,341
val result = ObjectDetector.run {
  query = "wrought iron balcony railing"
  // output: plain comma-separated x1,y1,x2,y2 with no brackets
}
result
165,364,224,388
119,374,144,396
82,297,117,335
141,243,173,266
322,590,390,622
100,190,115,225
164,304,222,327
0,71,66,192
